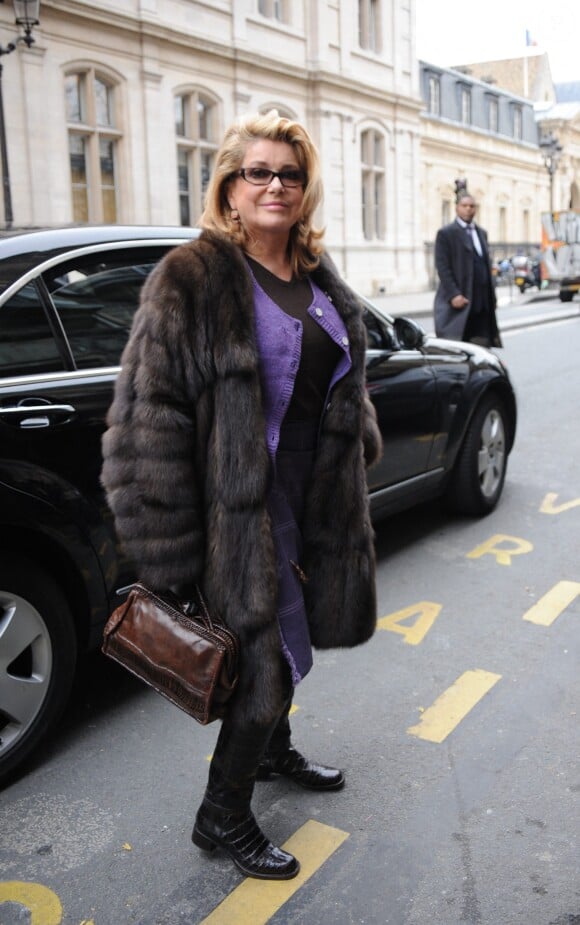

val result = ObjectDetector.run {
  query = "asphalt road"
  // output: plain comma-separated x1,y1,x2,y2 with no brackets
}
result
1,308,579,925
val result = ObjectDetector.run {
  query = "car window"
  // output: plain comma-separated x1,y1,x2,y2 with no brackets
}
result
363,305,396,350
0,282,66,377
43,246,170,369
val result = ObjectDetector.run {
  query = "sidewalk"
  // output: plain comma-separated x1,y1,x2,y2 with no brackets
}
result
371,286,580,332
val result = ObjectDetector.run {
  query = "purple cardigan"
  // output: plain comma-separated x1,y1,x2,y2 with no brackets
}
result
253,275,352,460
252,273,353,682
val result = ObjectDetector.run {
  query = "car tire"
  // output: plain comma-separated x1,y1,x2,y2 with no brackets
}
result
559,291,574,302
446,394,508,516
0,557,77,787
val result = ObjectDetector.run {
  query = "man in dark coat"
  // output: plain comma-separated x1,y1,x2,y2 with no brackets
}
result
434,193,502,347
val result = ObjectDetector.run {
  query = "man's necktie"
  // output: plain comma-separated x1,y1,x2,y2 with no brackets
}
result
466,224,483,257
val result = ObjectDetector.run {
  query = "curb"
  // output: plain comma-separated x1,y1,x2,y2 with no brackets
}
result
499,306,580,332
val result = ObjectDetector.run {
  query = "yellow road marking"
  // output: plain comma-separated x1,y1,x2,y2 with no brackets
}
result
540,492,580,514
378,601,441,645
0,882,62,925
198,819,348,925
407,669,502,743
466,534,533,566
523,580,580,626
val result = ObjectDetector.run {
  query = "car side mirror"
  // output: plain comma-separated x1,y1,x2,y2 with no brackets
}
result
393,316,425,349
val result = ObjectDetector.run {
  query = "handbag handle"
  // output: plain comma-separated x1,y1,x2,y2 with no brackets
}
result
116,582,221,632
192,585,218,631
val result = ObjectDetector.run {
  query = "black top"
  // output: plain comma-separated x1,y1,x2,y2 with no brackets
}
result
246,256,342,422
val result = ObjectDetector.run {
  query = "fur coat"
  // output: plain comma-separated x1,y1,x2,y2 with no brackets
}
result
101,230,382,725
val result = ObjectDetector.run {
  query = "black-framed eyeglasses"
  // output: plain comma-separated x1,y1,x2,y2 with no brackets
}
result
236,167,306,188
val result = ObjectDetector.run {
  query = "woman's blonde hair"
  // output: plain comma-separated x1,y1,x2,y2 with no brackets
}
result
199,110,324,275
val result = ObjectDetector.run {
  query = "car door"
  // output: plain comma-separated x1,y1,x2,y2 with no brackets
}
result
0,243,175,596
363,306,438,493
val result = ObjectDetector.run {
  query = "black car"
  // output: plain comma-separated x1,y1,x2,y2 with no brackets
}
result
0,226,517,784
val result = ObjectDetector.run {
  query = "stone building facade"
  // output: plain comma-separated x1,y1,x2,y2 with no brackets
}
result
449,54,580,218
2,1,576,294
419,60,549,277
0,0,428,295
454,53,556,105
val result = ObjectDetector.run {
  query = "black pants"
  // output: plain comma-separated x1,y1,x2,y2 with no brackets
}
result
204,661,294,808
464,251,494,346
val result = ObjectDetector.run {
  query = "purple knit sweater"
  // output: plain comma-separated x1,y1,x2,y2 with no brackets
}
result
252,273,353,682
253,275,352,460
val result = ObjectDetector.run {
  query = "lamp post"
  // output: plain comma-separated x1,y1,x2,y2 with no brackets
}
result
539,131,563,214
0,0,40,229
454,177,468,201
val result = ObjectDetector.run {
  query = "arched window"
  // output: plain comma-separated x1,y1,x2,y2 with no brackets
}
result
65,69,121,223
258,103,297,120
258,0,288,23
361,129,385,240
175,91,219,225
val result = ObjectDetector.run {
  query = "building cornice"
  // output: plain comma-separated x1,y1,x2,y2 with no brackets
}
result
41,0,424,114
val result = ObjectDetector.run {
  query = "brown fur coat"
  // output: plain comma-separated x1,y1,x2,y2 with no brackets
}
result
101,230,381,724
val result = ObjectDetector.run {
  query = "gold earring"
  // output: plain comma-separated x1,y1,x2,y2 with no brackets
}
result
231,208,240,222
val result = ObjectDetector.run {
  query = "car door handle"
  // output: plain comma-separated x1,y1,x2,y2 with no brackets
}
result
0,403,76,428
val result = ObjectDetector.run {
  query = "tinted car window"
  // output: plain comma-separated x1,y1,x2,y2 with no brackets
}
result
0,282,65,377
43,247,169,369
363,305,396,350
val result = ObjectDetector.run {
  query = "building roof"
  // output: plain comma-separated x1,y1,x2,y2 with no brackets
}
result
450,53,555,103
534,100,580,122
555,81,580,102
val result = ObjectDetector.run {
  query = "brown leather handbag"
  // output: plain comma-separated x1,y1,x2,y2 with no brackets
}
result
102,583,239,724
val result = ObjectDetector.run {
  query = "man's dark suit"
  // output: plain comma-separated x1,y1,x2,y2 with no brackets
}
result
434,219,501,347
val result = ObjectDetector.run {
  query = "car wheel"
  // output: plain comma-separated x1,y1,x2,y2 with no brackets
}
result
447,395,508,516
559,291,574,302
0,557,77,786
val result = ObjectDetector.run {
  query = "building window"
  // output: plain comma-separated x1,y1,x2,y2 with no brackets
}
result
359,0,381,53
258,0,287,23
65,70,121,223
441,200,451,226
361,129,384,240
513,106,523,140
499,206,507,240
488,97,498,132
428,76,440,115
522,209,530,241
175,92,218,225
460,87,471,124
259,103,296,120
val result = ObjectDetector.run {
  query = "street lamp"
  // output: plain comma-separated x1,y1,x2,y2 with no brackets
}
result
454,177,468,201
539,131,563,214
0,0,40,229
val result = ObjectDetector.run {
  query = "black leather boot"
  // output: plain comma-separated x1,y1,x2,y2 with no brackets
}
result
258,746,345,791
193,796,299,880
192,718,300,880
257,694,345,791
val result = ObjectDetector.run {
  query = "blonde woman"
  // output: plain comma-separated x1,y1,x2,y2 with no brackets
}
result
102,110,381,880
